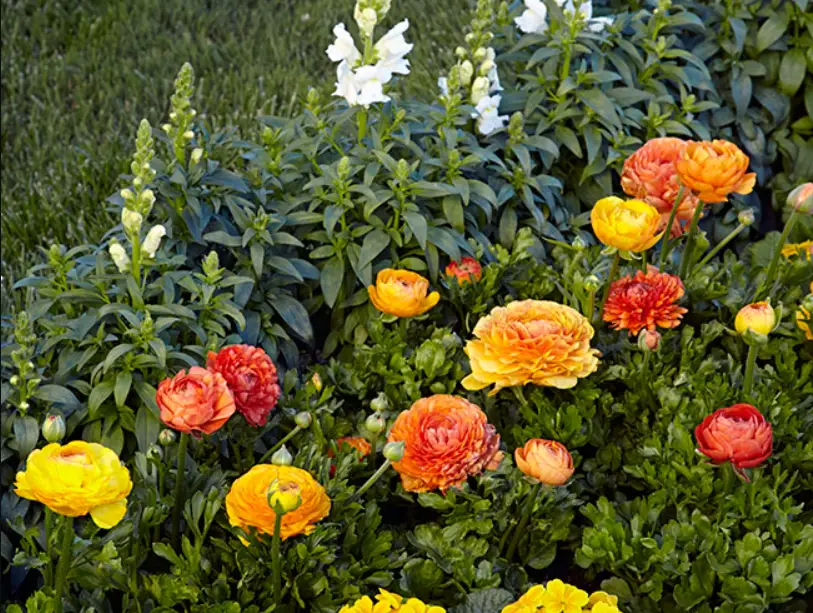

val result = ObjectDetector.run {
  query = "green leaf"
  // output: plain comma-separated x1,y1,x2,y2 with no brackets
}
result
135,405,160,453
778,49,806,96
89,381,115,418
12,416,39,459
320,257,345,309
426,227,461,262
578,90,621,129
442,196,465,232
114,371,132,408
202,231,242,247
250,243,264,278
358,229,391,270
267,256,304,282
755,10,789,53
103,344,136,373
600,577,632,601
499,207,517,248
404,212,428,249
270,295,313,344
35,385,80,408
451,589,514,613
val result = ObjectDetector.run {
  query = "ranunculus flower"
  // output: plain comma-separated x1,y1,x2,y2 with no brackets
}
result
515,439,574,486
675,140,756,203
620,137,700,236
591,196,663,252
462,300,600,393
446,257,482,284
787,182,813,213
603,266,688,335
157,366,236,435
387,395,502,492
225,464,330,542
368,269,440,318
735,302,776,336
207,345,281,428
334,436,372,458
15,442,132,528
781,240,813,260
695,404,772,474
340,589,445,613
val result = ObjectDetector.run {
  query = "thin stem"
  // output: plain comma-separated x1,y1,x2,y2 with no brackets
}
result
757,211,798,301
659,185,684,271
367,433,379,472
586,290,595,322
743,343,758,397
678,199,705,279
171,432,189,550
696,223,745,270
399,317,409,340
258,426,302,464
53,516,74,613
505,484,540,563
271,512,284,605
352,459,393,500
641,250,648,272
131,231,142,286
357,109,368,144
596,252,621,326
45,508,54,588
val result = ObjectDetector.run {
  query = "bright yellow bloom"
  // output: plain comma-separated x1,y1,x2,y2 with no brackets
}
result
501,585,546,613
592,603,622,613
586,591,619,609
339,589,445,613
537,580,589,613
15,441,132,528
735,302,776,336
797,284,813,341
368,269,440,318
590,197,663,252
781,240,813,260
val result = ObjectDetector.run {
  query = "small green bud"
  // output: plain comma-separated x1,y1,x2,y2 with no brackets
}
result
9,375,20,386
465,33,475,44
271,444,293,466
584,275,600,293
383,441,405,462
430,382,447,394
162,124,172,134
294,412,313,429
737,209,755,226
370,393,389,413
365,414,386,434
337,156,351,179
455,46,467,59
459,60,474,86
147,444,163,462
183,130,194,140
42,414,66,443
473,47,487,61
158,429,177,446
572,236,587,251
170,112,178,121
190,147,204,165
637,329,661,352
19,401,30,412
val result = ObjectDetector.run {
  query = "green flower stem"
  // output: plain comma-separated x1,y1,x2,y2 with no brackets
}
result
505,484,540,563
757,210,798,301
695,222,746,270
596,252,621,326
586,290,595,322
352,459,393,501
272,511,284,605
678,198,705,279
357,109,368,144
367,433,379,472
658,185,684,271
399,317,409,340
130,231,142,285
53,516,74,613
743,343,758,397
258,426,302,464
45,508,55,588
641,250,648,272
171,432,189,550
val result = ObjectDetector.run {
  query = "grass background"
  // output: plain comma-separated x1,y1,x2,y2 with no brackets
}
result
0,0,471,302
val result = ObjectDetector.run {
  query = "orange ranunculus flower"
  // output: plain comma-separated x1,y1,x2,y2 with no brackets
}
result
781,240,813,260
621,137,700,236
695,404,772,475
675,140,756,203
446,257,482,284
225,464,330,542
590,197,663,252
387,395,503,492
340,590,446,613
603,266,688,335
156,366,236,435
15,442,132,528
207,344,281,428
334,436,372,457
368,269,440,318
462,300,600,393
515,439,574,486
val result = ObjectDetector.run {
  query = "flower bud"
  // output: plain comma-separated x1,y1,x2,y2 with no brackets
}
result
162,123,172,134
158,429,177,446
365,413,386,434
121,208,143,235
465,33,475,43
294,412,313,429
473,47,487,61
141,189,156,205
584,275,600,293
737,209,755,226
478,59,495,76
183,130,195,140
370,393,389,413
486,47,496,62
455,46,467,59
459,60,474,86
9,375,20,386
19,401,30,412
120,188,135,201
383,441,405,462
42,414,66,443
271,444,293,466
147,444,163,462
735,302,776,336
787,183,813,214
190,147,204,165
311,372,323,392
108,241,130,273
170,112,178,121
133,177,143,188
141,225,166,259
470,76,490,104
266,479,302,513
357,7,378,37
572,236,587,251
638,329,661,352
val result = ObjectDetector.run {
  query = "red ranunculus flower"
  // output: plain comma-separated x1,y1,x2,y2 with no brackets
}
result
446,257,482,284
695,404,772,478
207,345,281,428
603,266,687,335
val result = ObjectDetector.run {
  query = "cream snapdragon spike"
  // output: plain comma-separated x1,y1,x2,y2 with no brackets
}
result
515,0,612,34
326,19,412,107
469,47,506,136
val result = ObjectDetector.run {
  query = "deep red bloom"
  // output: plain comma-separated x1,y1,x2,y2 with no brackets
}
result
695,404,772,475
446,257,482,284
603,266,687,335
207,345,281,428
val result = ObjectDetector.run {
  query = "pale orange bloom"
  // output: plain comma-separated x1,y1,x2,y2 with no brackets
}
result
675,140,756,203
333,437,372,458
515,439,574,486
368,269,440,318
156,366,236,435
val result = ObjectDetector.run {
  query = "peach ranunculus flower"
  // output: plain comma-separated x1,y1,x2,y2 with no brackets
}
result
462,300,600,393
603,266,688,335
621,137,700,236
15,442,132,528
445,257,482,284
156,366,236,435
387,394,503,493
367,269,440,318
334,436,372,457
787,182,813,212
225,464,330,542
781,240,813,260
675,139,756,203
590,197,663,252
339,590,446,613
515,439,574,486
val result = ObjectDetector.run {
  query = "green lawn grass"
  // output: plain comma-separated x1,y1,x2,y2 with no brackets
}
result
0,0,471,303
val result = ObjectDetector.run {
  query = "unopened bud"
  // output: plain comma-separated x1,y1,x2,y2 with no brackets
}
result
19,401,30,412
311,372,323,392
370,393,389,413
735,301,776,336
787,183,813,214
266,479,302,513
147,444,163,462
737,209,755,226
170,112,178,121
120,188,135,201
294,412,313,429
271,444,293,466
383,441,405,462
121,208,143,234
365,413,386,434
584,275,600,293
473,47,487,61
455,46,467,59
9,375,20,386
42,414,66,443
162,124,172,134
572,236,587,251
183,130,194,140
190,147,203,165
479,59,495,76
638,329,661,352
465,33,475,43
459,60,474,86
158,429,176,446
141,189,156,205
471,76,490,104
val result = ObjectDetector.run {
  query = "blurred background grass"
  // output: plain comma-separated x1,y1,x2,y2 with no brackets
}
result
0,0,471,301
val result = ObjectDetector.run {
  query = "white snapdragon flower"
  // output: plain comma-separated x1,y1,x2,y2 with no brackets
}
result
438,76,449,97
515,0,548,34
560,0,612,31
355,65,391,106
356,7,378,37
334,60,360,106
374,19,412,77
470,76,490,105
588,16,613,31
484,48,503,93
109,242,130,273
326,23,361,65
121,208,143,234
460,60,474,86
142,225,166,258
474,95,508,136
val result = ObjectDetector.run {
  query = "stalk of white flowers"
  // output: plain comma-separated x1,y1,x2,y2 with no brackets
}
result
109,241,131,273
121,208,143,235
142,225,167,259
190,147,204,166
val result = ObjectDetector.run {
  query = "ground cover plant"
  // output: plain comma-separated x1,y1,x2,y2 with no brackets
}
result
1,0,812,612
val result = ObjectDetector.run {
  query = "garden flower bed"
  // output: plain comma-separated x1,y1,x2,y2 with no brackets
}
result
2,0,812,611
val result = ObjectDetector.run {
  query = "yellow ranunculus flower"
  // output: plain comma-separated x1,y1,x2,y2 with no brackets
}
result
735,301,776,336
15,441,132,528
591,196,663,252
367,269,440,318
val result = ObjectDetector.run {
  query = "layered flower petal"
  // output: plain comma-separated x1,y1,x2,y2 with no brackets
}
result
591,197,663,252
695,404,772,471
603,266,687,335
515,439,574,486
675,140,756,203
156,366,236,435
446,257,482,284
368,269,440,317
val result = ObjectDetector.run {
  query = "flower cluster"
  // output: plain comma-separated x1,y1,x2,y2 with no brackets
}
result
501,580,621,613
515,0,612,35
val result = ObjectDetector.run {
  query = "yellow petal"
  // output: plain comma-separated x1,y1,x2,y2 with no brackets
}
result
89,500,127,529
